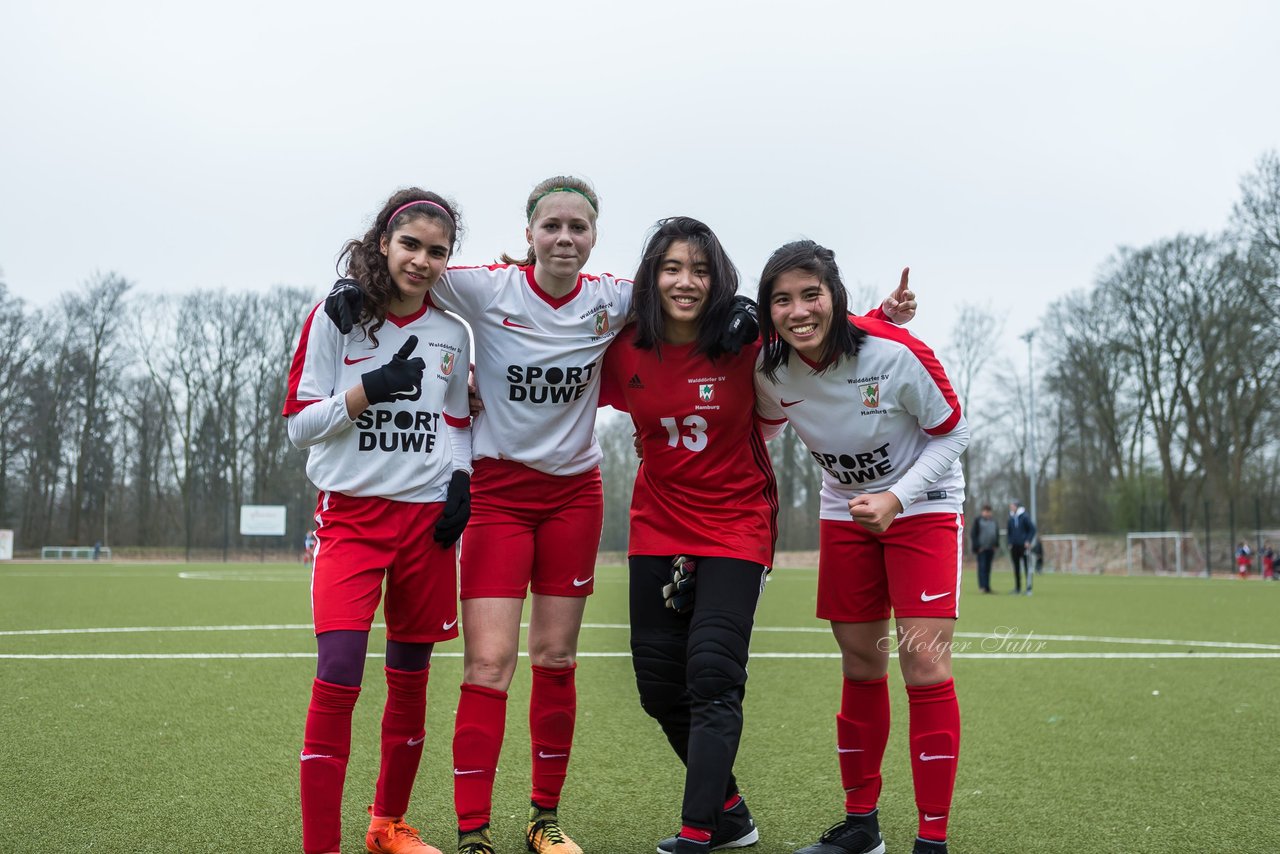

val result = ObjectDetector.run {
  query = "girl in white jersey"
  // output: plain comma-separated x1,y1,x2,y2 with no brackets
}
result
753,242,968,854
328,177,667,854
285,189,474,854
601,219,918,854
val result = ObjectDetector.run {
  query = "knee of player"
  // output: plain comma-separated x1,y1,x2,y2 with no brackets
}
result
464,655,518,691
898,651,953,686
686,647,747,699
632,646,688,714
635,677,687,718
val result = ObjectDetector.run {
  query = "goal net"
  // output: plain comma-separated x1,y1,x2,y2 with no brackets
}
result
1039,534,1096,574
1125,531,1202,576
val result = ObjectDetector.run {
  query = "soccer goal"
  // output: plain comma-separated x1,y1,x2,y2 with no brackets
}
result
1125,532,1201,576
1040,534,1092,574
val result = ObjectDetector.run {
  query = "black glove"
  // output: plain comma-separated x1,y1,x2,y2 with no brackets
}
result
662,555,697,614
361,336,424,404
434,470,471,546
719,295,759,355
325,278,365,335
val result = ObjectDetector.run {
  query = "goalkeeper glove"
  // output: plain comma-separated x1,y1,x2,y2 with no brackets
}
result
325,278,365,335
662,555,697,614
719,295,759,355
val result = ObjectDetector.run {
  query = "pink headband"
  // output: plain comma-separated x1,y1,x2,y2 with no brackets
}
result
387,199,454,228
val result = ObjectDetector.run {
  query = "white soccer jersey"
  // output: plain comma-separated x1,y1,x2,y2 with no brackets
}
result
755,315,967,521
431,264,633,476
283,302,472,502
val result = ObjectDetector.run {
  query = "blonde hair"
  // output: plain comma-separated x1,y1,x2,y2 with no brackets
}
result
500,175,600,266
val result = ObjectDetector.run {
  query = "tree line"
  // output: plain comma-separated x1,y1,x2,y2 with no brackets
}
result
1,153,1276,559
954,152,1280,553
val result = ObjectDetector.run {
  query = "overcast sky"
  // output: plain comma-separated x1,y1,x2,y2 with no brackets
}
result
2,1,1278,360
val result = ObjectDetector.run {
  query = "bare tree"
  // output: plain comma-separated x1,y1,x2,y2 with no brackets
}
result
1233,150,1280,255
0,282,38,528
943,302,1005,517
63,273,132,543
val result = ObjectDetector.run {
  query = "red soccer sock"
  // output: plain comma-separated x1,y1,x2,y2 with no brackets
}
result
452,682,508,831
529,663,577,808
373,666,430,818
838,675,891,814
906,678,961,842
680,825,713,843
300,679,361,854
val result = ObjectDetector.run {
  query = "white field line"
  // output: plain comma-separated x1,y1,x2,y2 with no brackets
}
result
5,651,1280,661
5,622,1279,652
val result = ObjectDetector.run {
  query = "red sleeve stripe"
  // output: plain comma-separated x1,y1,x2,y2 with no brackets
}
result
443,413,471,428
924,407,962,436
757,415,788,426
282,398,323,417
281,304,322,417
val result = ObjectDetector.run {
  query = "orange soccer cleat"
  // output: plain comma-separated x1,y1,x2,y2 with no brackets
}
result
366,806,444,854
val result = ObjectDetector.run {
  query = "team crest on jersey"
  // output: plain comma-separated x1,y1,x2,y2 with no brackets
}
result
699,384,714,402
593,310,609,335
440,351,455,376
861,383,880,408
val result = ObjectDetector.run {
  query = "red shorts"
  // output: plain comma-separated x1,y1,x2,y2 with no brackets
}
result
459,458,604,599
817,512,963,622
312,491,459,643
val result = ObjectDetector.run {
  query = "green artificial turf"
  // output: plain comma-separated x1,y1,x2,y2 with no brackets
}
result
2,562,1278,852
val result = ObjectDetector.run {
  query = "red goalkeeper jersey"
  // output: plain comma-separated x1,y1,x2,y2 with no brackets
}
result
601,327,777,565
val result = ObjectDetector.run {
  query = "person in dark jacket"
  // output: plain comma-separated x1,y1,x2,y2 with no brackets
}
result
970,504,999,593
1007,502,1037,595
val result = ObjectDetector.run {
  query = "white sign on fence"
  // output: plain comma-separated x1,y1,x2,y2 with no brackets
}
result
240,505,287,537
0,529,12,560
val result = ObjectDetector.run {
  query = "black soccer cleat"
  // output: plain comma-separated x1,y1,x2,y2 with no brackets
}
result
911,838,948,854
457,824,494,854
656,797,759,853
793,811,885,854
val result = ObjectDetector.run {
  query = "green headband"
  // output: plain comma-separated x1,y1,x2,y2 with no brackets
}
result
526,186,599,220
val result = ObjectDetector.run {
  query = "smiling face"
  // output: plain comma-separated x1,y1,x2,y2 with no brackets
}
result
768,269,834,361
526,193,597,289
379,216,452,314
656,240,710,345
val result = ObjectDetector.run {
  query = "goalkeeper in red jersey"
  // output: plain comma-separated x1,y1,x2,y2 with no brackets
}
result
602,218,915,854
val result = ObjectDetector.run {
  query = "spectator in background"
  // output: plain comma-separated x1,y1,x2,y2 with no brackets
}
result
1262,542,1275,581
1007,502,1036,595
970,504,998,593
1236,542,1252,579
303,529,317,566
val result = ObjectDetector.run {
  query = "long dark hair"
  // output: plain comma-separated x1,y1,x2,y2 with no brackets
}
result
631,216,740,360
756,240,864,381
337,188,462,339
499,175,599,266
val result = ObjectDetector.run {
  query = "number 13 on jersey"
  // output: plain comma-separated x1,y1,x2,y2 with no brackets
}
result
660,415,708,452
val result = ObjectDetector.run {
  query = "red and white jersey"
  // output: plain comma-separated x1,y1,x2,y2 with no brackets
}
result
431,264,632,476
755,315,966,520
601,329,777,565
283,302,472,502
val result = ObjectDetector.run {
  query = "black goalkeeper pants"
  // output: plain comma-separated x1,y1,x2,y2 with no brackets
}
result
629,555,766,833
